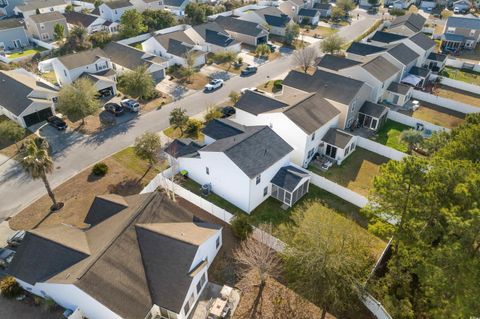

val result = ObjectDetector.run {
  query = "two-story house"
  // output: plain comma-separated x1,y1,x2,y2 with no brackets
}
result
369,30,407,47
25,11,68,42
129,0,161,11
98,0,133,22
14,0,68,18
278,0,312,20
7,192,223,319
345,42,387,62
383,43,419,78
0,18,29,51
239,6,292,36
165,119,311,213
52,47,117,95
161,0,189,16
0,68,58,127
441,16,480,51
404,32,436,66
0,0,24,17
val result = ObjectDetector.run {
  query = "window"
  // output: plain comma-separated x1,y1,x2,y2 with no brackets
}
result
216,236,220,248
256,175,261,185
184,293,194,315
206,167,209,175
447,27,455,34
311,132,315,141
196,273,207,294
263,186,268,197
470,29,476,37
307,148,314,159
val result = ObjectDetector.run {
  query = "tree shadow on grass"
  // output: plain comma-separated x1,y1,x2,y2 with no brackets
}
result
108,178,143,196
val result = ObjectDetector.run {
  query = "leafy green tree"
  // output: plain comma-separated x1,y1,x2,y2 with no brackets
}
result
337,0,356,13
120,9,147,38
320,34,344,55
141,9,176,32
56,78,100,125
64,25,91,52
88,31,112,48
53,23,65,41
331,6,345,21
94,0,102,7
185,3,207,25
118,65,155,99
420,130,450,155
368,0,378,5
65,4,74,13
0,277,23,298
204,106,222,122
230,214,253,240
134,131,162,168
184,119,202,138
19,138,62,210
169,108,188,135
255,43,271,57
0,120,24,150
212,50,237,70
399,129,423,154
282,202,376,319
179,51,195,82
284,23,300,45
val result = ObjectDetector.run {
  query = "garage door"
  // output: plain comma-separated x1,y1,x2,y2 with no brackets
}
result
98,87,114,98
23,108,53,127
151,70,165,83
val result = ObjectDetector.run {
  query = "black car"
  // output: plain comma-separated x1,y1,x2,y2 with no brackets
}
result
221,106,235,118
241,66,258,76
104,102,124,116
267,43,275,52
47,116,67,130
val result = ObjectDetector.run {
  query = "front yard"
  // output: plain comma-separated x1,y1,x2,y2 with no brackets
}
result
410,100,465,129
435,85,480,107
441,67,480,86
309,147,390,197
300,25,338,38
9,147,168,230
370,120,410,153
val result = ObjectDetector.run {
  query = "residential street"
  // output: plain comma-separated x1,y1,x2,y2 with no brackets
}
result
0,11,379,219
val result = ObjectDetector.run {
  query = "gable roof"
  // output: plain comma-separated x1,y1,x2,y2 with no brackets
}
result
282,69,365,105
16,0,66,12
362,55,400,82
346,42,387,56
163,0,188,7
152,30,205,57
370,30,407,43
253,7,291,27
387,43,419,65
359,101,387,118
235,90,289,115
427,52,447,62
193,22,237,47
57,47,108,70
409,66,430,77
103,0,133,9
313,3,332,10
0,18,24,30
322,128,354,149
103,41,166,70
446,16,480,30
271,165,310,192
202,118,245,140
409,32,436,50
215,16,268,37
387,81,411,95
64,12,99,27
316,54,361,71
28,11,65,23
298,8,320,17
84,194,129,227
389,13,426,33
164,138,203,158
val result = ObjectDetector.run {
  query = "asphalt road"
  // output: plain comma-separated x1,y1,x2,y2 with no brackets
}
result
0,12,379,220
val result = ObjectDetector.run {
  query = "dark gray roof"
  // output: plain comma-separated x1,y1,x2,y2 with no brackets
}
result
387,43,419,66
359,101,387,118
0,18,24,30
103,0,132,9
427,52,447,62
201,122,293,178
58,47,108,70
64,12,98,27
28,12,65,23
362,55,400,82
298,8,320,17
282,69,365,105
283,93,341,134
91,7,100,15
215,16,268,37
387,81,411,95
370,30,407,43
163,0,187,7
322,128,353,149
346,42,386,56
317,54,361,71
16,0,65,11
389,13,426,33
235,90,288,115
271,165,310,192
103,42,166,70
165,138,202,158
202,118,245,140
254,7,291,27
84,194,129,227
442,33,465,42
313,3,331,10
446,16,480,30
193,22,236,47
409,66,430,77
409,32,436,50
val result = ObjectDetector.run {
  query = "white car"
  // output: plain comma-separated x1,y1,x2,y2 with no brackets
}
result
204,79,224,91
453,7,460,13
240,87,265,95
120,99,140,112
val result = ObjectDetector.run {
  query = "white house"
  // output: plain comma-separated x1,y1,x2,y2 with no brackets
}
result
52,47,117,95
384,81,413,106
214,15,269,47
192,22,242,53
0,69,58,127
7,192,223,319
320,128,358,165
387,13,427,36
238,6,292,36
453,0,472,12
0,0,24,17
98,0,133,22
165,119,311,213
383,43,419,79
404,32,436,66
161,0,189,16
14,0,69,18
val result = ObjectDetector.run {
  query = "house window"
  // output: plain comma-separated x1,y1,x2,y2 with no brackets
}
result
183,303,190,316
41,33,49,40
184,293,194,315
206,167,209,175
446,27,455,34
307,148,315,159
263,186,268,197
196,273,207,294
311,132,315,141
256,175,261,185
216,236,220,248
63,69,67,77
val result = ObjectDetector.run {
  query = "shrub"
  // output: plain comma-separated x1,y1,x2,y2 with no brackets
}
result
0,276,23,298
92,162,108,176
389,8,405,16
273,79,283,90
231,214,253,240
184,119,202,138
43,298,57,312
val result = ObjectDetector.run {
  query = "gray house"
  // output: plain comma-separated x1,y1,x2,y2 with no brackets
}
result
0,18,29,51
25,12,68,42
0,0,25,17
441,16,480,51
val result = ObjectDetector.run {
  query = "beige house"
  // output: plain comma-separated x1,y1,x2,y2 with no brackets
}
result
25,12,68,42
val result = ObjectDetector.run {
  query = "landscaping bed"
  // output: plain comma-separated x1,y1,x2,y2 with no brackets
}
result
309,147,390,197
435,84,480,107
370,120,410,153
257,79,283,94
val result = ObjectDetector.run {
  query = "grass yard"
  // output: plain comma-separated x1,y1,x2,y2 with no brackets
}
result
0,116,34,158
435,85,480,107
370,119,410,153
309,147,390,197
9,147,168,230
300,25,338,38
441,67,480,86
173,72,210,90
6,47,46,59
411,100,465,129
163,125,204,141
257,79,283,94
213,62,247,74
40,71,58,85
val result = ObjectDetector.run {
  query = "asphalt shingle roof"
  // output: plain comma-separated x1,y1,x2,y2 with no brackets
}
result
28,12,65,23
316,54,361,71
427,52,447,62
215,16,268,37
362,55,400,82
163,0,187,7
254,7,291,27
346,42,386,56
202,118,245,140
103,0,132,9
103,42,166,70
389,13,426,33
64,12,98,27
164,138,202,158
16,0,65,12
387,43,419,66
370,30,407,43
313,3,331,10
298,8,320,17
193,22,236,47
409,66,430,77
387,81,411,95
57,47,108,70
446,16,480,30
321,128,354,149
359,101,387,118
0,18,24,30
235,90,289,115
271,165,310,192
409,32,436,50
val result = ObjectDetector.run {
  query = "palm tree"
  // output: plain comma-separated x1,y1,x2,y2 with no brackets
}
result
400,129,424,154
19,138,62,211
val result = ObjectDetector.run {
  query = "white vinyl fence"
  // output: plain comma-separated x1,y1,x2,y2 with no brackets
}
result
362,294,393,319
412,90,479,114
445,58,480,73
438,76,480,96
387,111,450,132
357,137,408,161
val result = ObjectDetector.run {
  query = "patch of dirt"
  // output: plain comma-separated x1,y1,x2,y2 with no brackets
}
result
140,93,173,112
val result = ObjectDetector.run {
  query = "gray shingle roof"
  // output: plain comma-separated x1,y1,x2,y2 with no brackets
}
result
103,0,132,9
215,16,268,37
57,47,108,70
313,3,331,10
362,55,400,82
370,30,407,43
389,13,426,33
202,118,245,140
28,12,65,23
64,12,98,27
387,81,411,95
427,52,447,62
282,69,365,105
409,32,436,50
321,128,353,149
201,122,293,178
298,8,320,17
359,101,387,118
254,7,291,27
163,0,188,7
316,54,361,71
409,66,430,77
103,41,166,70
16,0,65,12
235,90,289,115
164,138,202,158
346,42,386,56
387,43,419,66
446,16,480,30
0,18,24,30
84,194,129,227
271,165,310,192
193,22,236,47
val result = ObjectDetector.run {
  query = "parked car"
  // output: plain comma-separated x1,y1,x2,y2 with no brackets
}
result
7,230,25,247
267,42,276,52
241,66,257,76
240,87,265,95
204,79,224,91
453,7,460,13
221,106,235,118
120,99,140,112
104,102,124,116
0,248,15,269
47,116,67,130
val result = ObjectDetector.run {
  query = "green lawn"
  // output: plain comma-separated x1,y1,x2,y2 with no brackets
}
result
6,47,46,59
370,120,410,153
112,147,168,177
441,67,480,86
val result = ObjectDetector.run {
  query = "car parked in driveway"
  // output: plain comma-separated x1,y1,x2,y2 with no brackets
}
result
120,99,140,112
204,79,224,92
47,116,67,130
221,106,235,118
7,230,25,247
0,248,15,269
241,66,257,76
104,102,124,116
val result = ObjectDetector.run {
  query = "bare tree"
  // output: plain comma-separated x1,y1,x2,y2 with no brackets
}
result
293,46,318,73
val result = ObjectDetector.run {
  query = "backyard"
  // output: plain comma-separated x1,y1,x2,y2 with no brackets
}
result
435,84,480,107
309,147,390,197
370,120,410,153
6,47,47,59
441,67,480,86
409,100,465,129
